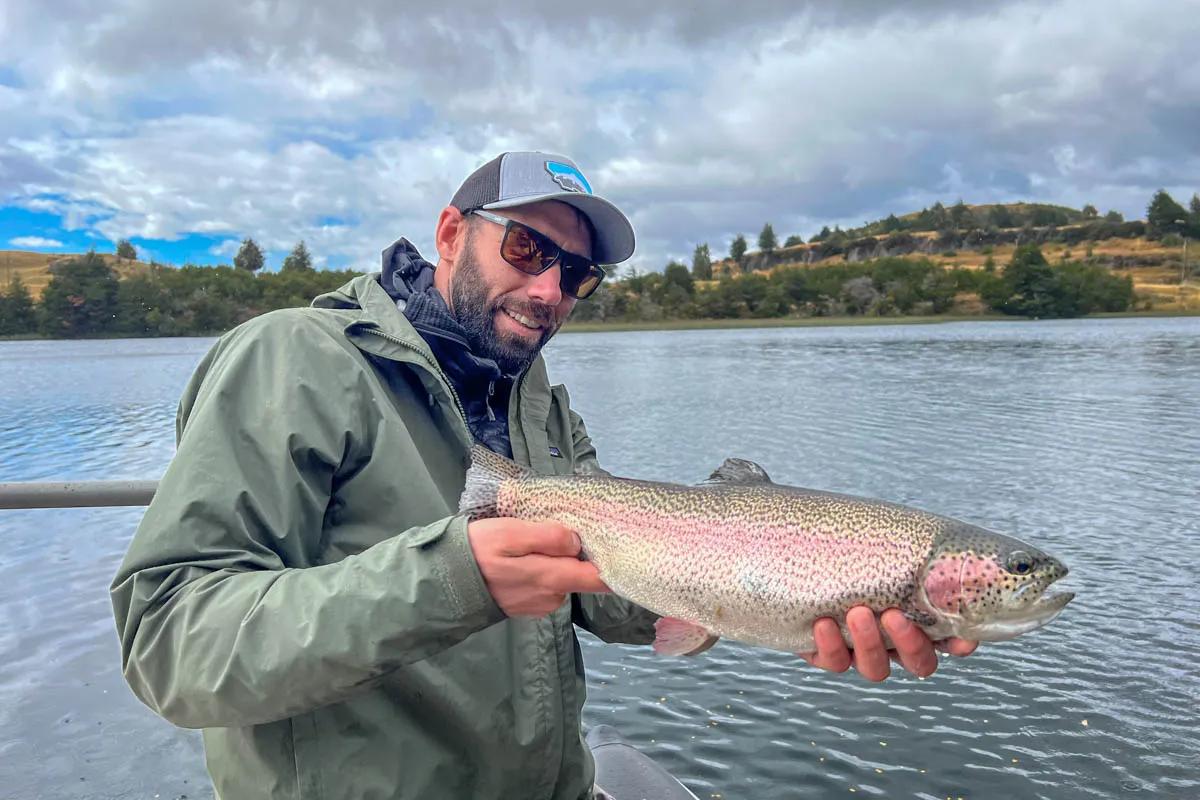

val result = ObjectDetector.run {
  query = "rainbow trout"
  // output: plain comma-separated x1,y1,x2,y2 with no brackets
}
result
461,445,1073,656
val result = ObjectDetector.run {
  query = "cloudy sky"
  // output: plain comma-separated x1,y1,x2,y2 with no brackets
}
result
1,0,1198,272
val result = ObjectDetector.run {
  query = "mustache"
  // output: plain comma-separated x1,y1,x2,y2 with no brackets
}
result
496,298,555,328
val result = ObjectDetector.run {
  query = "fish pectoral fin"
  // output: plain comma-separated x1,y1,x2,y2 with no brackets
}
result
701,458,773,485
903,607,938,627
652,617,720,657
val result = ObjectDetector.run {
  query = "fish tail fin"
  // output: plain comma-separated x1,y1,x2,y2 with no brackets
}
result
460,443,534,518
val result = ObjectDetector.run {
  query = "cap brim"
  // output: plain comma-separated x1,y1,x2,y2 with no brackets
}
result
483,192,636,264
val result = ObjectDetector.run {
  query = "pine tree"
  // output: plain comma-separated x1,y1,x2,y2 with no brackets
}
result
1081,204,1098,219
730,234,747,268
929,201,949,229
281,240,315,272
757,223,777,255
38,250,120,337
115,239,137,260
663,261,694,296
690,243,712,280
235,238,266,273
1146,189,1188,237
950,200,970,228
0,274,37,335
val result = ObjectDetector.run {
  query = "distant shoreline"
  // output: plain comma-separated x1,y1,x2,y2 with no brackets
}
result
560,309,1200,334
3,309,1197,343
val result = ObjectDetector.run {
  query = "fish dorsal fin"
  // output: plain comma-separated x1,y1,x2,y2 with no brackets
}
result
703,458,773,485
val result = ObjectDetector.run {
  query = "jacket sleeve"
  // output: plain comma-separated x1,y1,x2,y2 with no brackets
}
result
565,406,660,646
110,314,504,729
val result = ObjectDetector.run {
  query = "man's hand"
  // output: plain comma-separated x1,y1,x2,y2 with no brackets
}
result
800,607,979,681
468,518,610,617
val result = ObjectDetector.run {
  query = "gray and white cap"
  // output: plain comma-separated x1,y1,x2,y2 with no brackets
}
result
450,151,635,264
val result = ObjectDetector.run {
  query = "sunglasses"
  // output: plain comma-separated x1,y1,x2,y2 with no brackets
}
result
470,209,607,299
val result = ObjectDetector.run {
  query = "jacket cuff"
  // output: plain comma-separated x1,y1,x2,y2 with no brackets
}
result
411,515,505,628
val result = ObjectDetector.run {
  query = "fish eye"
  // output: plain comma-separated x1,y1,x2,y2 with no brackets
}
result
1006,551,1035,575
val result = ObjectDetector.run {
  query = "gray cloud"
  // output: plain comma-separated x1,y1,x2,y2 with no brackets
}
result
1,0,1197,270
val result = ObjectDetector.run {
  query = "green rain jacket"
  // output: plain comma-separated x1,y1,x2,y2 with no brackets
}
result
110,274,659,800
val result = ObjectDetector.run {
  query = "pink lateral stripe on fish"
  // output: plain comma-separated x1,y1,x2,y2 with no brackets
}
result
460,445,1074,656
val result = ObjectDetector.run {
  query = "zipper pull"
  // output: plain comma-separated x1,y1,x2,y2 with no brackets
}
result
486,381,496,421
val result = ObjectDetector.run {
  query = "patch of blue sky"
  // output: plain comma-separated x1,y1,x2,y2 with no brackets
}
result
583,70,687,99
0,207,81,251
134,233,241,266
0,65,22,88
0,203,242,266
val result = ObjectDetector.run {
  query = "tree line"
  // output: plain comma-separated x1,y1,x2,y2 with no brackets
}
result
0,240,1149,339
0,247,358,338
570,243,1133,324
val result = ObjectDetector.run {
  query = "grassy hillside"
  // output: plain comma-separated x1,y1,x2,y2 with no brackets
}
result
0,250,153,299
895,237,1194,309
713,215,1198,311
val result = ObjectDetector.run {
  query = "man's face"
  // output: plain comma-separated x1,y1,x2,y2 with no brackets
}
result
447,201,591,374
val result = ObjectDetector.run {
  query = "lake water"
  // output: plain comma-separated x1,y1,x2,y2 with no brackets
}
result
1,317,1198,799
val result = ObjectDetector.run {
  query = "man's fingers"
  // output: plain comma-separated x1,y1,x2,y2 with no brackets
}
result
880,609,938,678
809,617,852,673
847,607,890,681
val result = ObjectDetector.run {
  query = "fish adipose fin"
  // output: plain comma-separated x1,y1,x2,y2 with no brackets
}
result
653,617,720,656
702,458,773,485
461,444,534,519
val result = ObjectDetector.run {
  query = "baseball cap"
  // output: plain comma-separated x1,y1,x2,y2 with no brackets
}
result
450,151,635,264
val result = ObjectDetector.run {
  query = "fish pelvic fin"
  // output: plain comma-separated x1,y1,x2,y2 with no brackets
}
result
460,444,534,519
652,617,720,657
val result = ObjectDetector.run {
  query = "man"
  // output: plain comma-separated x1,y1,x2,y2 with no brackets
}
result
111,151,975,800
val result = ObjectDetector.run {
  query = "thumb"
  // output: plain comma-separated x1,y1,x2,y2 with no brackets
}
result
501,522,582,558
543,558,612,595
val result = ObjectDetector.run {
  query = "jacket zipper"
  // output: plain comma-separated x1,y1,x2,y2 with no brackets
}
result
360,327,470,427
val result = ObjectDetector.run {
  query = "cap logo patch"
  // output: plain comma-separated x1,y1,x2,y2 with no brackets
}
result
545,161,593,195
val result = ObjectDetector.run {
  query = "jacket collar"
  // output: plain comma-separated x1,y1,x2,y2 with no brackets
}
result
312,271,556,439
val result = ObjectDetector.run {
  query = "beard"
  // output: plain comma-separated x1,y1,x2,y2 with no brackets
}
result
449,238,560,375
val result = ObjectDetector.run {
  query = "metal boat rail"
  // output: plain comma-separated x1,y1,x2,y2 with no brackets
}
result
0,480,158,509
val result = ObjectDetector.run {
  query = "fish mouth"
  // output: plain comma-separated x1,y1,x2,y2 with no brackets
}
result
961,581,1076,642
1033,589,1075,613
1013,575,1075,615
